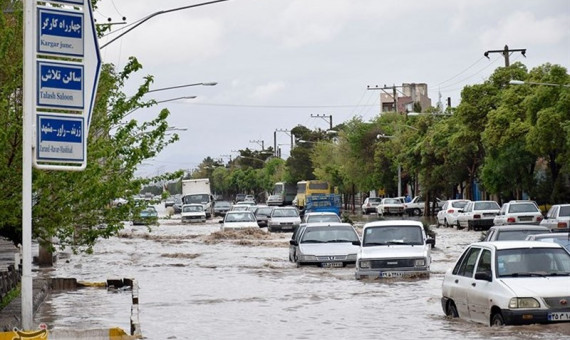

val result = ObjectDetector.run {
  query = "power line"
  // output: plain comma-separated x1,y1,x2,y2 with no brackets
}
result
436,56,486,86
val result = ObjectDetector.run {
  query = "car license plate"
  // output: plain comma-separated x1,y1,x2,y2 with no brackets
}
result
519,216,532,221
548,312,570,321
380,271,405,278
322,262,343,268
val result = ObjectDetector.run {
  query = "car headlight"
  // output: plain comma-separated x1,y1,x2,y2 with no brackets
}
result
509,297,540,309
299,255,317,261
359,261,371,269
414,259,426,267
347,254,357,260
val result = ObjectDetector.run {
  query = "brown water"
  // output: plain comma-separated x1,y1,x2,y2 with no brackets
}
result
35,208,570,339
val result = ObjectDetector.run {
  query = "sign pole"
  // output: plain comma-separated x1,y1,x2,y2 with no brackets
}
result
22,0,35,330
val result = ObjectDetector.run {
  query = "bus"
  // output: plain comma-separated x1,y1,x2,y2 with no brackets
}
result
293,180,331,210
267,182,297,206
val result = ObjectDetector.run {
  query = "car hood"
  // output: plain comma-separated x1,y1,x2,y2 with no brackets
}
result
358,245,429,259
223,222,258,229
500,277,570,296
181,212,205,217
299,243,359,255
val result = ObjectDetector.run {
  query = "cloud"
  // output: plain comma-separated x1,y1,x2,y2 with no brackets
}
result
480,11,570,46
249,81,287,101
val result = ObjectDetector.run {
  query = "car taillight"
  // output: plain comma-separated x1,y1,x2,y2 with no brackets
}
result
447,209,454,213
558,222,569,229
507,217,516,223
536,216,543,222
473,214,481,219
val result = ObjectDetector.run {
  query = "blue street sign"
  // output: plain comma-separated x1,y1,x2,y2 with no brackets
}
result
37,60,84,109
36,114,84,162
37,7,84,57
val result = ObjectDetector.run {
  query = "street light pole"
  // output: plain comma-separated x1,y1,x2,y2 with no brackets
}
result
101,0,231,49
147,82,217,93
509,80,570,88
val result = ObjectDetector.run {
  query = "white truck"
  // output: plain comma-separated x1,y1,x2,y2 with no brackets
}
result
182,178,215,218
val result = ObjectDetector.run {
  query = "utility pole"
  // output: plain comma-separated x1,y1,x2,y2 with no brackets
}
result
484,45,526,67
310,114,333,130
274,129,290,157
367,84,403,113
249,139,264,150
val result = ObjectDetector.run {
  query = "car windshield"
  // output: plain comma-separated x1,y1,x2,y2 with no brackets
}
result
272,209,298,217
216,201,231,208
474,201,499,210
496,247,570,277
225,213,255,222
508,203,539,213
451,201,469,208
369,198,382,204
559,206,570,217
300,226,359,243
185,194,209,204
496,230,546,241
306,215,341,223
183,205,203,212
256,208,273,216
363,226,424,246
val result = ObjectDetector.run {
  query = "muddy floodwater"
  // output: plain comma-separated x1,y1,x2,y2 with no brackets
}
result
35,207,570,339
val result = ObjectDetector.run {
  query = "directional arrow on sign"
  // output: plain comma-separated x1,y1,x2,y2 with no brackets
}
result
83,0,101,134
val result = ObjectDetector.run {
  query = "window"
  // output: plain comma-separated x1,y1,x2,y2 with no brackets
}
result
475,249,492,274
456,247,481,278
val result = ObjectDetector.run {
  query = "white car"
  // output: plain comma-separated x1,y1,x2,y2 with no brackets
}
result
376,198,405,216
219,211,259,231
301,212,341,224
540,204,570,231
493,200,543,226
355,220,435,279
441,241,570,326
292,223,361,267
456,200,500,231
437,199,470,228
180,204,206,223
362,197,382,215
268,207,301,232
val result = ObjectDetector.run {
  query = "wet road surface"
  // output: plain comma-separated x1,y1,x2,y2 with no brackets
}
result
35,208,570,339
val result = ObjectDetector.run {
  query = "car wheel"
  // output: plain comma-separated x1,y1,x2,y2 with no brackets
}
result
491,312,505,326
268,227,274,232
456,221,463,230
412,208,422,216
446,301,459,318
444,219,450,228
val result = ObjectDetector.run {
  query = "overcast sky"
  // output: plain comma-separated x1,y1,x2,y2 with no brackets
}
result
94,0,570,177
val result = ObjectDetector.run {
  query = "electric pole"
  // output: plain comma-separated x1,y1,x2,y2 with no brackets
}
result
367,84,403,113
249,139,264,150
310,114,333,130
484,45,526,67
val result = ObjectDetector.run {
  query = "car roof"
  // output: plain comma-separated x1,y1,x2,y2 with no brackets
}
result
182,203,202,207
529,232,570,238
363,220,423,228
305,212,338,216
490,225,549,231
470,240,563,250
303,222,354,229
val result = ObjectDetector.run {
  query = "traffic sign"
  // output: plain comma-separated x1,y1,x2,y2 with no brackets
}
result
37,7,84,57
37,60,84,109
36,113,85,163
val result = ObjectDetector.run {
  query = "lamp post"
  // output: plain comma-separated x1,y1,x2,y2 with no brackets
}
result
147,82,217,93
509,80,570,88
125,95,196,117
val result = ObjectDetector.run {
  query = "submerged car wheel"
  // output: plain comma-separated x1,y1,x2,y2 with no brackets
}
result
491,312,505,326
444,219,450,228
412,208,422,216
446,301,459,318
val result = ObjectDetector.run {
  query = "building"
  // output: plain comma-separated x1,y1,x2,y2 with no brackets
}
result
380,83,432,114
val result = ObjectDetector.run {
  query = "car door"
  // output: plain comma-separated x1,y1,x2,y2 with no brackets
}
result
467,248,493,324
447,246,482,321
542,206,558,230
458,203,472,228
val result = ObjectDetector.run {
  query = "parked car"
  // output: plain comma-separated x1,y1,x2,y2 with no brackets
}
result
172,197,183,214
376,198,405,216
290,223,360,267
493,200,543,226
235,194,246,203
253,206,273,228
301,212,342,224
404,196,443,216
441,241,570,326
268,207,301,232
437,199,471,228
525,233,570,252
456,200,501,231
244,195,256,203
483,225,550,242
362,197,382,215
219,211,258,231
180,204,206,223
355,220,435,279
112,197,128,207
213,201,232,217
540,204,570,232
132,206,158,225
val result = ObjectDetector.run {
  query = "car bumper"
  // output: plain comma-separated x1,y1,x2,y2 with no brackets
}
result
501,308,570,325
355,268,430,280
268,224,298,232
468,219,494,229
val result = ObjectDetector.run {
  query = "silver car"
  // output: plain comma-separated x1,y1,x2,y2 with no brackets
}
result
291,223,360,267
268,207,301,232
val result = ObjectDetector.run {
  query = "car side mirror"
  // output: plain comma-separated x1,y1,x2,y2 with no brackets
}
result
219,220,223,224
474,271,492,282
289,240,298,246
426,238,435,246
352,240,361,246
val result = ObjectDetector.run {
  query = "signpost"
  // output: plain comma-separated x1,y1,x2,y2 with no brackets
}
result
23,0,101,329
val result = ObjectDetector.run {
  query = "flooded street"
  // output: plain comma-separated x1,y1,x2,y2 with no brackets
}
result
35,207,570,339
